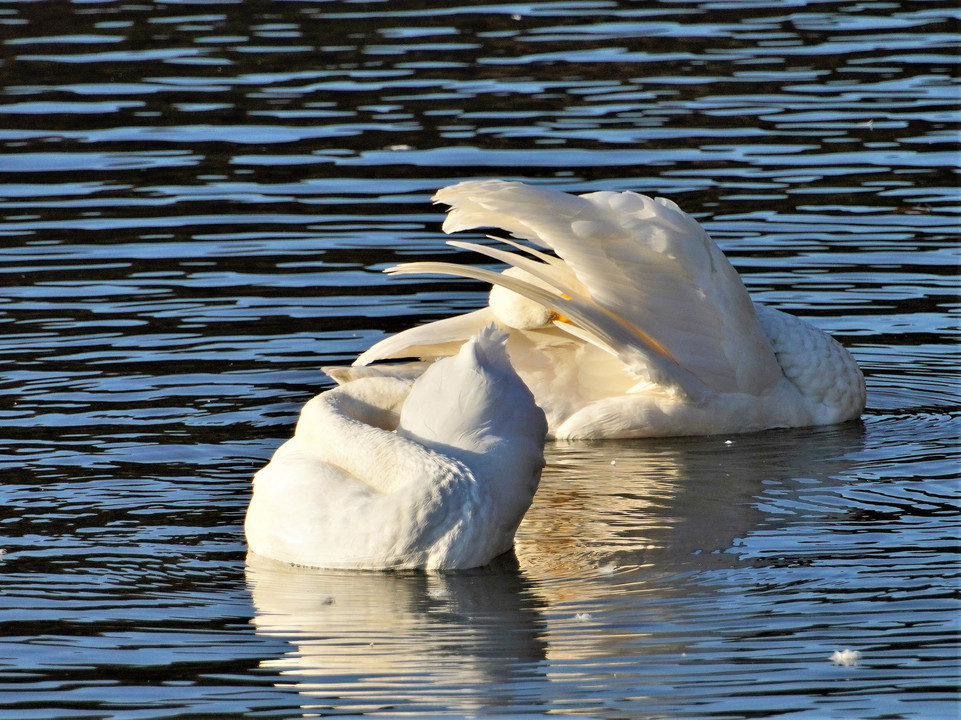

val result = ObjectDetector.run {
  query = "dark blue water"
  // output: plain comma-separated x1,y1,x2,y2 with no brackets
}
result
0,1,958,718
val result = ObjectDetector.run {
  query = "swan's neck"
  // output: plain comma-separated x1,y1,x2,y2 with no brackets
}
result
293,377,422,495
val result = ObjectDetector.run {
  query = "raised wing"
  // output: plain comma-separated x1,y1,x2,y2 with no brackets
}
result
431,180,782,395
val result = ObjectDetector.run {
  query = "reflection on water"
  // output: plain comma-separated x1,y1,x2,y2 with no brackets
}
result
0,0,958,717
244,423,906,717
247,554,547,715
519,424,867,583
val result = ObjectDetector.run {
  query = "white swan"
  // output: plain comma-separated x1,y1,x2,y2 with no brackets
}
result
245,325,547,570
334,180,865,440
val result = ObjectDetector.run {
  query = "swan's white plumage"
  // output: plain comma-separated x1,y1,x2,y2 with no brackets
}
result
343,180,865,440
246,325,547,570
435,182,781,397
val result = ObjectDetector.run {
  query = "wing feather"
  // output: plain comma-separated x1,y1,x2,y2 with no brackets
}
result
432,180,782,395
386,260,708,400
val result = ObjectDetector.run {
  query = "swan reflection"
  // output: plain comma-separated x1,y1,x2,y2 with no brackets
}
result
247,423,865,711
517,423,867,594
246,553,547,715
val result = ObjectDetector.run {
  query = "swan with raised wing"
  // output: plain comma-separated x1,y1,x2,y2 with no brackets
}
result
246,325,547,570
333,180,865,440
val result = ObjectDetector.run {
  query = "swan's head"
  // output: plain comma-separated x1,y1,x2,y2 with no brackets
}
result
397,324,547,463
488,267,557,330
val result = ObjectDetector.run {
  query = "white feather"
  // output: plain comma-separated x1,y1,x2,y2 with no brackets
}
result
829,649,862,666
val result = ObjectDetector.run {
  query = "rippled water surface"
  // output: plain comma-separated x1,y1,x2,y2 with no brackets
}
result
1,1,958,718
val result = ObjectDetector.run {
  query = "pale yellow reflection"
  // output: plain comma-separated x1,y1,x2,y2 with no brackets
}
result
517,424,866,596
511,425,865,665
516,437,753,587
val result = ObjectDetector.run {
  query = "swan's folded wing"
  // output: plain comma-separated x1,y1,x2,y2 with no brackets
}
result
434,180,782,395
354,307,494,366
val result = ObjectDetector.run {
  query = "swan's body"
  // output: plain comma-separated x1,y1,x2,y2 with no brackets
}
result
246,326,547,570
334,180,865,440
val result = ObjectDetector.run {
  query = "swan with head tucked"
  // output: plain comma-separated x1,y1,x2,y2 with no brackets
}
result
332,180,865,440
246,325,547,570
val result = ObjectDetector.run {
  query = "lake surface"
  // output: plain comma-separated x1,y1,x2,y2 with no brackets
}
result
0,1,958,718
